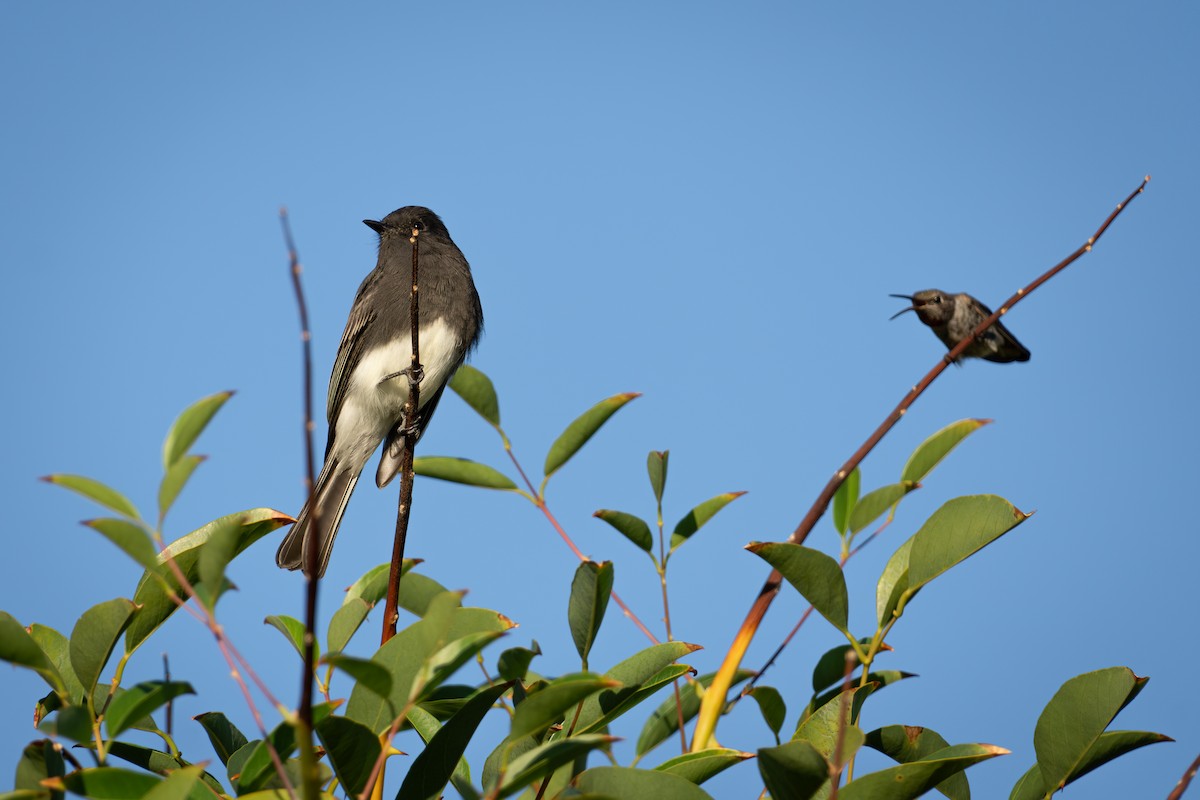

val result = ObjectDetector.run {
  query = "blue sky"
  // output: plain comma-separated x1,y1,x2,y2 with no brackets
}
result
2,3,1196,797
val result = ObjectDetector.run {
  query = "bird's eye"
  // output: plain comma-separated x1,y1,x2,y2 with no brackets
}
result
413,220,426,231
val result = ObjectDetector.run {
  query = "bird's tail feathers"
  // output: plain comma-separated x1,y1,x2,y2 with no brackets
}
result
276,463,360,578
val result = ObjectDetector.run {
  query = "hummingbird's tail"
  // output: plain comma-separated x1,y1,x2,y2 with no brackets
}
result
276,461,359,578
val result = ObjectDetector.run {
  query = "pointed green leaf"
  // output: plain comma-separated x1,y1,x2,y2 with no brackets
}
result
807,671,917,720
748,542,849,636
757,740,830,800
648,451,669,505
235,702,335,792
901,419,991,484
397,681,513,800
865,726,967,800
413,456,518,490
593,510,653,553
497,734,616,798
15,739,65,796
840,743,1008,800
322,653,393,698
42,474,140,520
39,704,93,744
749,686,787,741
193,711,249,767
162,391,233,469
1033,667,1145,795
908,495,1030,590
264,615,308,660
125,508,291,655
140,766,202,800
315,715,382,797
106,742,224,796
832,467,861,536
196,513,252,610
811,641,866,695
398,571,457,618
344,560,419,607
157,455,205,525
670,492,746,553
876,537,914,626
636,669,755,758
327,598,371,653
543,393,640,480
449,364,501,427
105,681,194,738
497,642,541,682
575,641,701,734
420,629,510,702
849,482,918,535
29,625,84,703
568,560,614,667
510,673,617,741
345,605,514,733
57,767,161,798
1009,729,1172,800
792,686,866,765
655,748,752,785
70,598,137,699
576,765,717,798
82,519,159,571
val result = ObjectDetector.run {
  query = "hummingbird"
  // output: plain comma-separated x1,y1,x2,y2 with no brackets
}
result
890,290,1030,363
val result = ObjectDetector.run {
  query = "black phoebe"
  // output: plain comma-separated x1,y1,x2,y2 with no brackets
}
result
890,289,1030,363
276,206,483,577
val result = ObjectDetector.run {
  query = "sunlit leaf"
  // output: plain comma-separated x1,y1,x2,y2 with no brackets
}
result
811,641,866,695
832,467,861,536
876,537,914,626
900,419,991,484
235,702,335,792
655,748,752,785
576,765,716,798
413,457,518,490
575,642,700,734
41,474,140,520
106,741,224,796
907,495,1030,590
840,743,1007,800
543,393,640,481
70,598,137,699
193,711,248,767
496,735,616,798
670,492,746,554
106,680,194,738
593,510,653,553
757,740,829,800
748,542,849,636
449,364,501,427
315,715,382,797
1009,729,1173,800
849,482,918,535
497,643,541,682
865,725,966,800
322,653,393,699
648,451,669,505
509,673,617,741
29,625,83,703
636,669,754,758
157,455,205,524
327,598,371,653
82,519,159,571
568,560,614,668
162,391,233,469
264,615,308,660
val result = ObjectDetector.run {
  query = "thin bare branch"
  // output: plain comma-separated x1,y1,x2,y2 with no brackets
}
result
1168,751,1200,800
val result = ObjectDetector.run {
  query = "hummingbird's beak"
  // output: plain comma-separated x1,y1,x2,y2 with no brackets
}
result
363,219,386,233
889,294,917,320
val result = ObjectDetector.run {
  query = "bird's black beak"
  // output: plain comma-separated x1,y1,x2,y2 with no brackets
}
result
889,293,916,320
363,219,386,234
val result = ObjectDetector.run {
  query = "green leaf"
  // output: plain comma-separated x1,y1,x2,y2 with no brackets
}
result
655,748,752,785
543,392,640,480
322,653,393,698
568,560,614,668
840,743,1008,800
69,598,137,698
848,482,918,535
865,726,966,800
398,571,458,618
636,669,755,758
140,766,203,800
344,560,418,607
106,742,224,796
396,681,513,800
162,391,233,469
1032,667,1146,795
811,641,865,695
105,681,194,738
0,614,64,695
901,418,991,484
345,605,514,733
41,474,140,520
832,467,861,536
576,765,717,798
57,766,161,798
510,673,617,741
876,537,914,626
82,519,159,571
670,492,746,554
327,598,371,653
236,702,335,792
413,456,518,490
315,715,382,797
497,643,541,682
39,704,94,745
907,495,1030,590
748,686,786,742
264,615,308,660
593,510,653,553
648,451,669,505
15,739,65,794
157,455,204,524
792,686,866,765
747,542,849,636
449,364,501,427
193,712,249,767
29,625,84,704
1009,729,1172,800
496,734,616,798
196,513,257,610
575,642,700,734
125,508,291,655
807,672,916,720
757,740,830,800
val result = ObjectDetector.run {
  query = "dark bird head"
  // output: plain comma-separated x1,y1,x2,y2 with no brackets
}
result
890,289,955,326
363,206,450,240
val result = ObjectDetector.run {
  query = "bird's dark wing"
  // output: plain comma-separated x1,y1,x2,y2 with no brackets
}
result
981,319,1032,363
324,279,380,453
